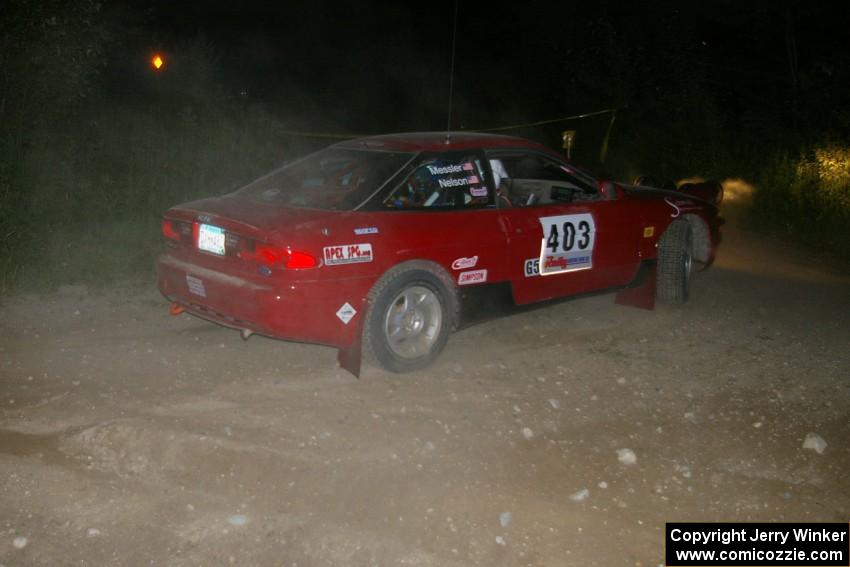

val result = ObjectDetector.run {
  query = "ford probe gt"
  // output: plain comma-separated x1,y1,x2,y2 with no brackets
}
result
157,132,722,376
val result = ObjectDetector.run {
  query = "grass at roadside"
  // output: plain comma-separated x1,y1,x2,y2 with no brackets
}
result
748,146,850,264
0,101,320,295
9,217,161,293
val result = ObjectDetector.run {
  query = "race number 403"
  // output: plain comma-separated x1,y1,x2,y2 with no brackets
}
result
538,213,596,275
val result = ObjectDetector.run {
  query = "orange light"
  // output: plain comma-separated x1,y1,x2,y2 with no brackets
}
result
151,54,164,70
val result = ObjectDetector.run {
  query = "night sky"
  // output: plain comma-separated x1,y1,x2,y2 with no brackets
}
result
105,0,849,145
3,0,849,182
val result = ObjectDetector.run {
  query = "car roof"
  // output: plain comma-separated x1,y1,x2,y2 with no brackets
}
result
334,131,552,154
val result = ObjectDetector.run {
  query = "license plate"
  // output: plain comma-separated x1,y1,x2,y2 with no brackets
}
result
198,223,225,255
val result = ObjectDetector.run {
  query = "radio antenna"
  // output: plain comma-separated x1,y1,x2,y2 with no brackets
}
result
445,0,459,143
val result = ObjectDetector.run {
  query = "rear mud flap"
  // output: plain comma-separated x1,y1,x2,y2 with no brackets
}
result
615,260,656,310
336,311,364,379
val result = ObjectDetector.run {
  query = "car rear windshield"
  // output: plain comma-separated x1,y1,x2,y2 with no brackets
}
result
237,147,414,210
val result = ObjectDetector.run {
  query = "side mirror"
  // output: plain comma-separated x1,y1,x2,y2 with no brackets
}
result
600,180,622,200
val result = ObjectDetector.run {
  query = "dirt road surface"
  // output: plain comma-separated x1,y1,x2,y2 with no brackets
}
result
2,209,848,566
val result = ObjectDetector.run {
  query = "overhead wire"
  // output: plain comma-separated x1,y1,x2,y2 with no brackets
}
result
273,107,622,140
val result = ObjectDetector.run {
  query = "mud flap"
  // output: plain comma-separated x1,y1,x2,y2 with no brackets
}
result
336,309,364,379
615,260,657,310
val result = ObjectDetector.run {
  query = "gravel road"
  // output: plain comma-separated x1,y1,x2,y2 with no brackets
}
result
1,209,848,566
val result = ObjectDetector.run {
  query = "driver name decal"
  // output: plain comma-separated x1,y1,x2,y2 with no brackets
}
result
426,164,464,175
323,243,373,265
422,160,487,197
538,213,596,276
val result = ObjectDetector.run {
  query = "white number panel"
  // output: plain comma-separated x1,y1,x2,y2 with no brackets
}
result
538,213,596,275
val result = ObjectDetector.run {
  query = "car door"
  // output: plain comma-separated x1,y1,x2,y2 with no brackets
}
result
375,150,510,286
488,150,641,305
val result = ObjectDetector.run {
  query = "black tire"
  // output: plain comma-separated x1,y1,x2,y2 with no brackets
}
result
656,219,693,303
363,262,456,373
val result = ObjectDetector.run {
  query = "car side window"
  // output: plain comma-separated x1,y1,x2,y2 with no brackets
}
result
384,153,492,210
487,152,600,207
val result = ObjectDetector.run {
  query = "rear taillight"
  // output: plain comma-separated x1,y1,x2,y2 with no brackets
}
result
239,245,318,270
285,249,318,269
162,219,180,241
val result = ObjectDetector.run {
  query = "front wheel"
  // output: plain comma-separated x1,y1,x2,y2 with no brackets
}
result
656,219,693,303
364,264,454,373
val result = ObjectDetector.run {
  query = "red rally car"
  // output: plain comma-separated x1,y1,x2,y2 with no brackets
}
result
157,132,722,376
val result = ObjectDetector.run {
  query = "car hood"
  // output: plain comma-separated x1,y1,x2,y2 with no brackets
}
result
624,181,722,208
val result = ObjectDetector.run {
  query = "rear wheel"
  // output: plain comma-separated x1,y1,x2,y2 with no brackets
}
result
656,219,693,303
364,263,455,373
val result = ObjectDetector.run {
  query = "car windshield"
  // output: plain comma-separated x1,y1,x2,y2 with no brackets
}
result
238,147,414,210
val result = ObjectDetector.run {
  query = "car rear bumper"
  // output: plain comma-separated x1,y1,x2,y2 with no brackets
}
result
157,254,364,348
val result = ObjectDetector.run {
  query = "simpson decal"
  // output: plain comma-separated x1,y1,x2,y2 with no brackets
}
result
354,227,379,235
335,302,357,324
458,269,487,285
323,243,373,265
538,214,596,275
451,256,478,270
470,186,488,197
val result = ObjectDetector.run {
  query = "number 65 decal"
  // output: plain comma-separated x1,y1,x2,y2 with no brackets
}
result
538,213,596,275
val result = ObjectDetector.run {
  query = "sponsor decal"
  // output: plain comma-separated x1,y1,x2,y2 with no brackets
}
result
335,302,357,325
323,243,373,265
354,227,379,235
451,255,479,270
543,255,591,270
458,269,488,285
524,258,540,277
470,186,488,197
186,274,206,298
538,213,596,275
643,226,655,238
197,214,212,223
